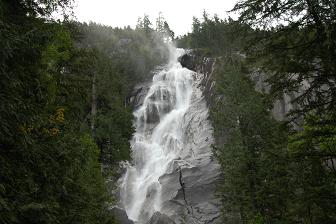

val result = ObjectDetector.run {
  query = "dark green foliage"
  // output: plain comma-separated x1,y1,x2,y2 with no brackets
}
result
211,55,336,224
79,21,169,84
76,22,170,165
177,13,252,56
212,56,290,223
182,7,336,223
0,1,114,221
288,112,336,223
0,1,170,223
1,128,114,223
233,0,336,116
155,13,175,41
231,1,336,222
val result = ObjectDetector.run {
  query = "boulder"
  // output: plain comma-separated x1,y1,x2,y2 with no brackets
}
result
111,207,134,224
178,53,195,71
147,212,176,224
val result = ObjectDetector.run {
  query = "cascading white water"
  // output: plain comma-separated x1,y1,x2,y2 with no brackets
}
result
120,48,199,223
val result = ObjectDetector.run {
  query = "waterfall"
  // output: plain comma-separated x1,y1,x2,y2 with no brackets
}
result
120,47,218,223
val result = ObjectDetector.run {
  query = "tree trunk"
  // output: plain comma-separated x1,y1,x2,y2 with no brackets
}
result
91,72,97,134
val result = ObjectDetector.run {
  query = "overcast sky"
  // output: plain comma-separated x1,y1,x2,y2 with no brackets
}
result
73,0,238,36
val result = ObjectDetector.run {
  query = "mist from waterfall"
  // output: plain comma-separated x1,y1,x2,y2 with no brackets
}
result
120,47,198,223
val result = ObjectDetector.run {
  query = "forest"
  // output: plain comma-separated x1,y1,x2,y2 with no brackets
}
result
177,2,336,223
1,0,335,224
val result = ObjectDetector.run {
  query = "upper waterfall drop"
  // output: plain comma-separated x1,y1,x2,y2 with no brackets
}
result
120,47,192,222
120,47,221,224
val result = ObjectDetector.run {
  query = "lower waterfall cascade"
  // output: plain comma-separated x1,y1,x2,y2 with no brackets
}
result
120,47,221,224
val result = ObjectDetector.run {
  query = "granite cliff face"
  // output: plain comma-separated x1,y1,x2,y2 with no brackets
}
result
121,49,302,224
178,50,299,123
249,71,302,123
119,49,222,224
124,49,301,224
124,48,295,224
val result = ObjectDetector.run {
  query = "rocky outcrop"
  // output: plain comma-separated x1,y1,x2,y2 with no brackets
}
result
179,53,196,71
178,50,217,106
120,51,222,224
159,162,221,224
111,207,134,224
179,50,302,125
127,81,152,109
169,50,304,224
147,212,176,224
157,66,222,224
249,71,304,128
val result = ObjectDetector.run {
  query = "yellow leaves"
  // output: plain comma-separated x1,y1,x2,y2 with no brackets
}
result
49,127,60,136
46,108,65,136
49,107,65,124
19,125,33,134
55,108,65,123
20,108,65,137
43,127,60,136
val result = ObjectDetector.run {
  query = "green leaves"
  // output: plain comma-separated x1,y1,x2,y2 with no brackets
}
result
179,2,336,223
234,0,336,116
289,113,336,159
211,56,290,223
1,1,172,224
178,14,252,57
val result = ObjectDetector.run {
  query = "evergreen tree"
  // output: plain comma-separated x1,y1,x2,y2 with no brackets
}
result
0,1,171,223
232,0,336,115
179,8,336,223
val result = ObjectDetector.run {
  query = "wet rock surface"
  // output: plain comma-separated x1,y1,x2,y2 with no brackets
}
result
249,71,304,128
127,81,152,109
158,78,222,223
121,50,221,224
147,212,176,224
129,73,222,223
178,53,196,71
111,207,134,224
178,51,216,107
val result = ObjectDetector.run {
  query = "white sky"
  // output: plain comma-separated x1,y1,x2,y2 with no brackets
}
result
73,0,238,36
